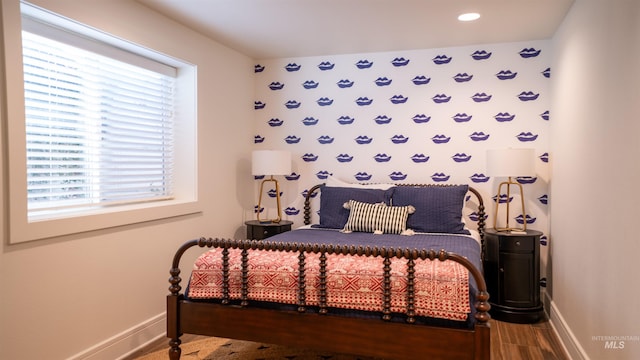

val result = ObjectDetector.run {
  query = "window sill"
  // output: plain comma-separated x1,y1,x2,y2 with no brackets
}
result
9,199,201,244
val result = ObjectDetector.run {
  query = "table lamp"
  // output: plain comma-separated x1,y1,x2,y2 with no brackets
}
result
252,150,291,223
487,148,535,232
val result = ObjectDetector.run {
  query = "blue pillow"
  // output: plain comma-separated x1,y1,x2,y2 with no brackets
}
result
318,186,392,229
391,185,470,234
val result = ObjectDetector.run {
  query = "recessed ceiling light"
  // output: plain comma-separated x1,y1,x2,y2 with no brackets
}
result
458,12,481,22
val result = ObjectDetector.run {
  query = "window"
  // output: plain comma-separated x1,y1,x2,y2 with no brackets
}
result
4,2,198,243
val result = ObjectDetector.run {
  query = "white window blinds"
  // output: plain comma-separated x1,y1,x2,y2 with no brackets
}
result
22,30,176,219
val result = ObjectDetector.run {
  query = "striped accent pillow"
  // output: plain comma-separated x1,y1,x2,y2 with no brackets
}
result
342,200,415,235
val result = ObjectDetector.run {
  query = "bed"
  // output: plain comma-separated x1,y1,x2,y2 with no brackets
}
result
167,183,491,359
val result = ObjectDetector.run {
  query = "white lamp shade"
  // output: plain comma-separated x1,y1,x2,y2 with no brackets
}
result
252,150,291,175
486,148,535,177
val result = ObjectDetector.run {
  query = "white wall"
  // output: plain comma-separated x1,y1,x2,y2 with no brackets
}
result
550,0,640,358
0,0,254,359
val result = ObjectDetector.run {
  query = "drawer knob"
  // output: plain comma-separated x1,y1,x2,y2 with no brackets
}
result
263,230,269,235
515,241,521,246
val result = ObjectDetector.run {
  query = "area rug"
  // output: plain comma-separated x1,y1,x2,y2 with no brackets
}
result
138,337,383,359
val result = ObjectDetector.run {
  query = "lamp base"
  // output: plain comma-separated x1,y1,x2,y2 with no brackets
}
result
256,176,283,223
493,177,527,232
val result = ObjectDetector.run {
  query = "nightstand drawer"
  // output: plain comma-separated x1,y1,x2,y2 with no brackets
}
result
245,220,293,240
500,236,534,252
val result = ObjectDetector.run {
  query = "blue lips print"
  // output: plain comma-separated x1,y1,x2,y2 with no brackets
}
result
356,97,374,106
355,59,374,69
285,135,301,144
317,97,334,106
469,132,490,141
355,135,373,144
411,154,430,163
453,113,472,122
432,94,451,103
375,77,392,86
542,67,551,78
315,170,331,179
494,194,512,204
412,114,431,123
412,76,431,85
391,57,410,66
317,135,334,144
470,173,490,183
496,70,517,80
540,153,549,163
285,100,301,108
516,132,538,142
390,95,408,104
301,189,320,198
374,115,392,124
284,207,300,216
515,214,536,225
540,110,549,121
389,172,408,181
390,135,409,144
432,135,451,144
269,82,284,90
354,172,372,181
538,194,548,205
254,64,265,73
471,50,492,60
540,236,548,247
494,112,515,122
468,212,483,222
337,116,355,125
318,61,335,70
254,135,265,143
268,118,284,127
518,91,540,101
285,173,300,180
302,153,318,162
472,93,492,102
302,117,318,126
267,189,283,198
517,176,537,184
336,154,354,162
302,80,319,89
431,173,450,182
254,101,266,110
519,48,541,58
285,63,301,71
432,55,452,64
374,153,392,162
452,153,472,162
337,79,354,88
453,73,473,82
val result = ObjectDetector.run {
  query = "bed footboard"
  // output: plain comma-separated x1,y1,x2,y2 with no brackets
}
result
167,237,491,360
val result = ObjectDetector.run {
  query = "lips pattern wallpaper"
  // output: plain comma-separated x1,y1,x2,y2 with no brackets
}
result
253,40,551,280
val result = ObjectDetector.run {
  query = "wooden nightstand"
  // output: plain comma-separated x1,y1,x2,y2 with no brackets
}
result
483,228,544,323
245,220,293,240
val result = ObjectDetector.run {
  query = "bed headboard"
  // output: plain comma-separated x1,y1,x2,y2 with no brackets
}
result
303,183,486,241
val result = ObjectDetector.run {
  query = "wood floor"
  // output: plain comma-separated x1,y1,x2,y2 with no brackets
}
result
126,318,569,360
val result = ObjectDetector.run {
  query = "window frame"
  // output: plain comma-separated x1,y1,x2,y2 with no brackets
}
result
2,1,200,244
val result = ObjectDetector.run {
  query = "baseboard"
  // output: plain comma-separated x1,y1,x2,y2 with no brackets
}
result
545,292,589,360
66,312,166,360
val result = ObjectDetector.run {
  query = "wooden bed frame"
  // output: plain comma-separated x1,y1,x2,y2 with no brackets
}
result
167,184,491,360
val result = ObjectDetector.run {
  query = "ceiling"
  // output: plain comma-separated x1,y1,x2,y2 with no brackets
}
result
136,0,574,60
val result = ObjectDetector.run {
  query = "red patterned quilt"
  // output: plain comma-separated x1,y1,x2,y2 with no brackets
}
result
188,248,470,321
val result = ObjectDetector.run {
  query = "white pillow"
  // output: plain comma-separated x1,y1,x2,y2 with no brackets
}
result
325,176,394,190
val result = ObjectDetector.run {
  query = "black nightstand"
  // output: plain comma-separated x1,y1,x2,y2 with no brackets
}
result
245,220,293,240
483,228,544,323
